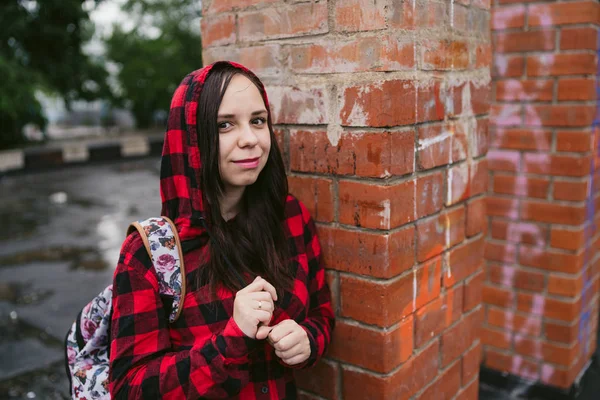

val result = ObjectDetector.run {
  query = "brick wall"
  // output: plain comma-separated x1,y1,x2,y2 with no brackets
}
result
202,0,490,398
488,0,600,389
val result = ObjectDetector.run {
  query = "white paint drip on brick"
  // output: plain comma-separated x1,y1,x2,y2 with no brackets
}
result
412,268,417,310
417,130,453,151
379,199,391,229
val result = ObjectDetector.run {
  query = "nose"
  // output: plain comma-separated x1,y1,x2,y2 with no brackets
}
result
238,122,259,148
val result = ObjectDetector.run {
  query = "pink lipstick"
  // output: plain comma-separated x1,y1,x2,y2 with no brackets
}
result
233,157,260,168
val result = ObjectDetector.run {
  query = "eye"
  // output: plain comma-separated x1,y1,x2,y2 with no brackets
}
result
218,121,233,131
252,117,267,127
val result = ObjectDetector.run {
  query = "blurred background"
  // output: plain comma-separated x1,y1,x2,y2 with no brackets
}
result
0,1,203,398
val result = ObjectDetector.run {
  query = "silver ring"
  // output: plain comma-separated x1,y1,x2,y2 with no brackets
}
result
258,301,262,310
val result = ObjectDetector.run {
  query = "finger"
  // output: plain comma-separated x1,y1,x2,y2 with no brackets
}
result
275,342,302,359
268,320,297,343
254,299,275,312
254,310,273,324
273,331,301,352
256,324,273,340
281,354,307,366
244,277,278,301
237,276,262,294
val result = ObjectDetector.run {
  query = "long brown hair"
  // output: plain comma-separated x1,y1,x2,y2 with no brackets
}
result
196,62,293,297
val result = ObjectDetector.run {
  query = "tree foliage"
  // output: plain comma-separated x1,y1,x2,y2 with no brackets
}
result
0,0,111,149
104,0,202,129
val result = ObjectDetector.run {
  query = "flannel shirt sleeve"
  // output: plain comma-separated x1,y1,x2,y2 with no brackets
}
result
109,233,257,399
286,200,335,369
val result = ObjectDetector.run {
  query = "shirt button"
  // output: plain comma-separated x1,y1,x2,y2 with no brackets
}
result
261,386,269,394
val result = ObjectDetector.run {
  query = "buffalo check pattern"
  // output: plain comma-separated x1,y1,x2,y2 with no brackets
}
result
109,62,335,399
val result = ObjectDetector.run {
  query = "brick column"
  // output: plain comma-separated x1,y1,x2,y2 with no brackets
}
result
488,0,600,390
202,0,491,398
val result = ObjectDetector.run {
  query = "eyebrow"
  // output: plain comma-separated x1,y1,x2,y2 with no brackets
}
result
217,110,268,119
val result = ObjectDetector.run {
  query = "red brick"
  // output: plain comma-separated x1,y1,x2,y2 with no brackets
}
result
441,308,483,366
558,78,597,102
415,297,445,348
201,13,236,47
550,227,585,251
342,339,440,399
339,262,443,327
340,80,416,127
416,360,462,400
495,80,553,102
484,349,540,381
422,40,469,70
203,44,284,77
334,0,386,32
560,27,598,50
553,179,590,201
545,321,579,344
447,160,488,206
489,264,546,292
462,342,482,384
492,5,525,30
493,128,552,151
295,360,339,400
291,37,415,74
487,307,543,337
338,180,415,230
445,285,465,327
494,30,556,53
490,220,547,246
319,225,415,279
471,118,489,158
481,326,511,349
526,104,596,127
288,176,334,223
482,284,515,308
521,200,586,225
517,293,581,322
418,81,445,123
524,153,591,177
490,104,522,126
455,378,479,400
556,130,592,152
476,44,492,68
329,318,413,373
493,174,549,199
267,86,328,125
464,271,484,312
445,237,485,287
289,130,415,178
238,2,328,41
417,123,453,170
417,207,465,262
493,55,525,77
470,82,492,116
519,246,584,274
527,54,597,77
487,150,520,172
485,241,516,263
417,172,444,217
486,196,519,219
466,196,486,237
548,274,583,297
528,1,600,27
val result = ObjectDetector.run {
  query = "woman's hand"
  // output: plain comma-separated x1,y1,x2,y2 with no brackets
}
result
266,319,310,366
233,276,277,339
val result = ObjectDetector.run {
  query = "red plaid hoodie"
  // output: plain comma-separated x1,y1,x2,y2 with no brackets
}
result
108,62,334,399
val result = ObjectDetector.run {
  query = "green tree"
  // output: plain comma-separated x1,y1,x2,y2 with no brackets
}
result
0,0,112,149
104,0,202,129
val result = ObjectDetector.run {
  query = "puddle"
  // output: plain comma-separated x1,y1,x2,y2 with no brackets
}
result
0,246,109,271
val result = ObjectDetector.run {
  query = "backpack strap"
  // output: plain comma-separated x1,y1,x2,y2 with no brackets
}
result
127,216,186,323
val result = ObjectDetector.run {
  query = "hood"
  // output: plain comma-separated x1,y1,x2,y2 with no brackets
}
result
159,61,271,242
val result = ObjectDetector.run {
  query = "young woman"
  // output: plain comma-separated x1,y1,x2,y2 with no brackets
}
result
109,61,335,399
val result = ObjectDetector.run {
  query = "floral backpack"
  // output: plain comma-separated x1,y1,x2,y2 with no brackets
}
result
64,216,186,399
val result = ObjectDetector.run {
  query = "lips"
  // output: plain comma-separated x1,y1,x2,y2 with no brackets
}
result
233,157,260,163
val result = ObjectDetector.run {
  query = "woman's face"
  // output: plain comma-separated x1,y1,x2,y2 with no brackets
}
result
217,74,271,193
